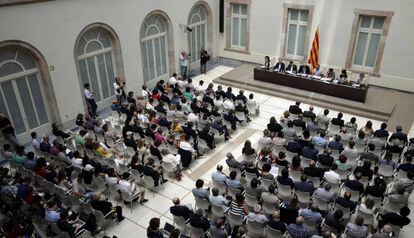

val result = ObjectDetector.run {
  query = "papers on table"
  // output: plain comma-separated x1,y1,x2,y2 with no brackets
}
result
311,75,322,80
320,77,331,82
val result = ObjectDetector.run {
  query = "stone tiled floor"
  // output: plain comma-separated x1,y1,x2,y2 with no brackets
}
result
96,65,414,237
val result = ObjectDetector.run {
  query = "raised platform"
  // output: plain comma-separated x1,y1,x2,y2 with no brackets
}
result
213,64,414,130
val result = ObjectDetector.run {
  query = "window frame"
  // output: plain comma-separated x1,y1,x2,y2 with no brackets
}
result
345,9,393,76
225,0,251,54
285,9,309,60
280,4,314,62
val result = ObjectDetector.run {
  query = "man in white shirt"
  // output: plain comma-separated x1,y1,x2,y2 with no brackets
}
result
247,204,269,224
84,83,98,118
179,51,189,79
118,172,148,203
195,80,206,94
31,132,40,150
161,149,181,168
258,129,273,151
316,109,330,130
168,73,178,85
323,164,341,185
223,97,235,111
187,111,199,123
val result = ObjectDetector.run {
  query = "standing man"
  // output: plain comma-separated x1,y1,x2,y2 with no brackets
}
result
0,113,19,147
84,83,98,118
200,49,209,74
179,51,189,79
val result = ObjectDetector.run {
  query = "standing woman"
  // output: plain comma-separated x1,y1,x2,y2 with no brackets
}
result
264,56,271,70
200,49,209,74
179,51,189,79
84,83,98,118
114,77,125,105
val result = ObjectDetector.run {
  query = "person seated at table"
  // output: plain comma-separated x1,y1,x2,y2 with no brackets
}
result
326,68,335,79
264,56,271,70
313,64,323,76
338,69,348,84
274,58,285,72
298,63,311,75
356,73,365,86
285,61,297,73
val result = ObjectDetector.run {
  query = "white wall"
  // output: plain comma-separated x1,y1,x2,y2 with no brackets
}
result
219,0,414,92
0,0,218,132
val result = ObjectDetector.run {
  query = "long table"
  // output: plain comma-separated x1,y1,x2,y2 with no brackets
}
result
254,68,368,102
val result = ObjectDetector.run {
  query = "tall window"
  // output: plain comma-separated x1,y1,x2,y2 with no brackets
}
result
286,9,309,58
188,5,207,63
353,16,385,69
76,28,116,103
231,4,248,49
0,47,49,135
141,15,169,82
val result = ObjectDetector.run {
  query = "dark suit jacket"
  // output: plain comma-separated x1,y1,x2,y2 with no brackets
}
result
91,200,113,215
289,105,302,115
277,176,294,189
286,64,297,72
293,119,306,130
267,220,287,234
274,62,285,72
301,146,319,160
286,142,302,154
317,154,334,167
345,180,364,194
331,118,344,128
324,214,345,234
335,197,357,211
189,214,210,231
57,220,76,238
298,65,311,74
142,165,160,183
360,152,379,164
170,205,193,220
294,181,315,194
304,167,325,179
303,111,316,119
124,137,137,151
390,132,408,143
379,212,411,228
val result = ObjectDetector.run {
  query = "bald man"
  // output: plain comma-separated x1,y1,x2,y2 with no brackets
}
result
288,216,313,238
267,210,287,233
246,204,268,224
211,164,227,183
169,197,193,220
303,106,316,120
299,203,322,225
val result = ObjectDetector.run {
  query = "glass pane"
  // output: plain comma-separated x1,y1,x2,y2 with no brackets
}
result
373,17,385,29
297,25,307,56
16,50,36,70
365,33,381,67
232,4,239,14
154,38,162,77
98,31,112,48
146,15,157,26
360,16,371,28
84,28,99,41
287,24,297,55
105,52,115,95
78,59,89,86
241,4,247,15
86,57,101,101
197,24,202,53
191,15,201,24
147,40,155,80
201,24,206,50
199,7,206,20
97,54,110,99
0,62,23,77
232,17,239,45
353,32,368,65
0,47,17,63
77,38,87,56
0,90,8,120
141,42,149,81
16,77,38,129
157,18,166,33
290,9,299,20
1,81,25,134
147,26,159,36
27,74,48,125
85,41,103,53
240,18,247,47
300,10,309,22
191,31,196,62
160,36,167,75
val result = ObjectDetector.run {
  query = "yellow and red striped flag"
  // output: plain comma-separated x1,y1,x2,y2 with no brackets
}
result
308,26,319,69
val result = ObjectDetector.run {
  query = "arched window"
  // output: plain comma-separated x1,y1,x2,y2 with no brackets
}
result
0,46,49,135
188,4,207,63
76,28,116,103
141,14,169,83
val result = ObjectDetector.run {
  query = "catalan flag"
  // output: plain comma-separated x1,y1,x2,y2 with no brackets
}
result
308,26,319,70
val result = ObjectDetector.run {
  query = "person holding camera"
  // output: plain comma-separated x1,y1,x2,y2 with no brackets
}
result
200,49,209,74
179,51,189,79
114,77,125,105
84,83,98,118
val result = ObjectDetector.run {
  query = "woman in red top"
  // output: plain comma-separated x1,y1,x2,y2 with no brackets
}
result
33,157,47,177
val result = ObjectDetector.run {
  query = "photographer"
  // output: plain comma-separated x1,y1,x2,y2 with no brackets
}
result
200,49,209,74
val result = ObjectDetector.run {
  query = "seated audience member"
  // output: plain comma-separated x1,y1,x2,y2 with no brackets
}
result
147,217,164,238
247,204,268,225
267,210,287,234
293,116,306,130
389,125,408,145
209,218,228,238
397,155,414,173
345,117,358,133
317,149,334,168
387,187,409,205
303,106,316,120
354,160,374,180
118,172,147,204
286,138,302,154
275,151,289,167
331,112,345,128
314,184,335,203
192,179,210,200
392,171,414,194
335,154,353,172
258,129,272,150
39,135,51,153
301,143,319,160
245,161,260,177
267,116,283,136
372,225,394,238
261,163,275,180
344,172,364,195
378,206,411,229
11,146,27,165
316,109,330,129
374,122,389,139
328,135,344,152
57,211,87,238
225,171,244,191
341,140,359,160
246,177,265,200
323,163,341,185
229,192,248,219
299,203,322,226
290,155,304,173
313,130,328,148
142,158,166,186
170,197,193,221
282,120,297,138
280,197,300,225
209,187,229,209
365,176,387,198
277,168,294,189
304,160,325,182
225,152,245,171
91,193,124,222
360,120,374,136
379,152,397,170
345,216,368,238
211,164,227,183
189,209,210,231
287,216,312,238
294,174,315,195
335,192,357,212
323,210,345,235
261,184,280,208
52,123,71,139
